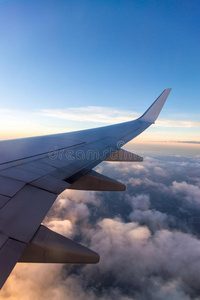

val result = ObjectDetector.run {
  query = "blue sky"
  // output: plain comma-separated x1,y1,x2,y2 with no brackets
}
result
1,2,200,297
0,0,199,142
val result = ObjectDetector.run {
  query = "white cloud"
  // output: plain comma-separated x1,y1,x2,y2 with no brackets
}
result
129,209,169,230
59,189,100,206
0,109,12,113
46,219,74,237
171,181,200,207
45,196,90,224
83,219,200,298
3,217,200,300
126,194,150,210
125,194,170,230
39,106,139,124
38,106,200,128
1,154,200,299
157,119,200,128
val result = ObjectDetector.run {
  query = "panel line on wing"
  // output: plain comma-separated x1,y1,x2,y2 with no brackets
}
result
0,142,86,166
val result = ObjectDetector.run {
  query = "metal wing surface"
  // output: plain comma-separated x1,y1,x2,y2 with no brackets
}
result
0,89,171,289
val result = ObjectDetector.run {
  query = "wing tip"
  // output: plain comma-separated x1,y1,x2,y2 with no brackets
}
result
139,88,172,123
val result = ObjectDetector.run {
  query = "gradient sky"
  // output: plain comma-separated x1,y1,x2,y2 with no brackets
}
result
0,2,200,298
0,0,199,144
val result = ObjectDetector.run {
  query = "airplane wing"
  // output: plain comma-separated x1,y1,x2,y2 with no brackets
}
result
0,88,171,289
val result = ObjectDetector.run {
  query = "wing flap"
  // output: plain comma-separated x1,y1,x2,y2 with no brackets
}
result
0,175,25,197
31,174,71,194
0,166,45,183
0,185,56,243
17,160,57,174
0,238,26,289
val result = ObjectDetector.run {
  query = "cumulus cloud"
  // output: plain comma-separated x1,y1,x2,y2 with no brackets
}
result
125,194,171,230
3,217,200,300
126,194,151,211
46,219,74,237
45,194,91,224
129,209,169,230
170,181,200,207
83,219,200,299
110,157,169,180
60,189,100,206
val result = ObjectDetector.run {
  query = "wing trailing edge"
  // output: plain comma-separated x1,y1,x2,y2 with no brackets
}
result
0,238,26,289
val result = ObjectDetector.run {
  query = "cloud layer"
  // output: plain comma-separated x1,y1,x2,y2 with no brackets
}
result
1,154,200,299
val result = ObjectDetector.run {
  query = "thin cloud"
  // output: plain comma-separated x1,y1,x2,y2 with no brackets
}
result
38,106,139,124
38,106,200,128
169,141,200,144
0,109,12,113
157,119,200,128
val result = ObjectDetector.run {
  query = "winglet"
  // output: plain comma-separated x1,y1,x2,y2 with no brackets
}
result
139,88,171,123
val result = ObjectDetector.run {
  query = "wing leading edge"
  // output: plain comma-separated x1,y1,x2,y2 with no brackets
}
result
0,89,171,289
